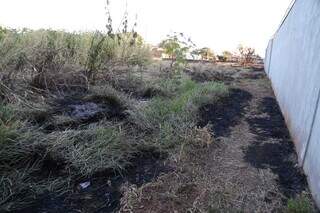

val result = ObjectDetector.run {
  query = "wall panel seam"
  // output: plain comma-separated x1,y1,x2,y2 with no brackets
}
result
303,86,320,166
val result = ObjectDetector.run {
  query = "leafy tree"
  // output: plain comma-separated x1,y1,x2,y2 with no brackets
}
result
222,51,232,62
159,32,194,73
192,47,215,61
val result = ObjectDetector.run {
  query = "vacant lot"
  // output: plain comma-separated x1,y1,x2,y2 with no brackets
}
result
0,29,317,212
1,61,317,212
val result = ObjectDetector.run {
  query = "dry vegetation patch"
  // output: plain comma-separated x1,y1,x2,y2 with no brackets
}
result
0,29,229,211
0,25,317,213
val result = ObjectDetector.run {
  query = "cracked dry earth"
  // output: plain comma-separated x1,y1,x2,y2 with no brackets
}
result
119,72,316,212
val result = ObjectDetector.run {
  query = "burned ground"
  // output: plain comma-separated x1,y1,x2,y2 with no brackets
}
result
1,63,317,213
199,88,252,138
119,67,318,212
244,96,308,198
15,151,171,213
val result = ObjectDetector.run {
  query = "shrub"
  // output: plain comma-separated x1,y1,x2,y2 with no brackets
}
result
238,45,256,66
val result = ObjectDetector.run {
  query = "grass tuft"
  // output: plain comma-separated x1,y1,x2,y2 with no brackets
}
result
49,127,137,176
129,77,228,148
286,195,313,213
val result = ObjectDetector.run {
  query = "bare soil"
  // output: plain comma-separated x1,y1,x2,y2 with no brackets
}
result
119,68,317,212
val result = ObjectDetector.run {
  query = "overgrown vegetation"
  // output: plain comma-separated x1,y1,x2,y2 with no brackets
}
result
0,15,230,211
0,25,150,90
129,77,227,147
0,70,228,211
0,1,296,212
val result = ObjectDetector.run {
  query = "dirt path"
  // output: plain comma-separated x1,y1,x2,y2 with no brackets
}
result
120,72,313,212
197,76,308,211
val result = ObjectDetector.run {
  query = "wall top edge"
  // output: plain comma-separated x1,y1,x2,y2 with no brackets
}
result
273,0,297,37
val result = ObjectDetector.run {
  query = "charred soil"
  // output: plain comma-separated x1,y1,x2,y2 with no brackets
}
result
119,67,317,212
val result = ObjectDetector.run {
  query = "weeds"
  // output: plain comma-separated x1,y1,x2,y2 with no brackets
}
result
0,66,229,212
129,77,228,148
85,32,108,83
48,127,137,176
0,6,231,211
0,28,151,91
286,195,313,213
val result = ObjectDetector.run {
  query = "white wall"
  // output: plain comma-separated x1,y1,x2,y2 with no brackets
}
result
304,101,320,205
264,38,273,75
265,0,320,206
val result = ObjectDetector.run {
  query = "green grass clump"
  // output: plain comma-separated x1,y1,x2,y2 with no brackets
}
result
286,195,313,213
130,77,228,147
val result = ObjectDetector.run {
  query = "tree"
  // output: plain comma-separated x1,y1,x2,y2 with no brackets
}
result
159,32,194,73
192,47,215,62
222,51,232,62
238,45,256,65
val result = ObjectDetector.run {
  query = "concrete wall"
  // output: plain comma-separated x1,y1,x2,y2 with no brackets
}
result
304,101,320,205
265,0,320,206
264,38,273,76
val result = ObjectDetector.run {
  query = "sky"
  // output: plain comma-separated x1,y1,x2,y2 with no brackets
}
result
0,0,293,56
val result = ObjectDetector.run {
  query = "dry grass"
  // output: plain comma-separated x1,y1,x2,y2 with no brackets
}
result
2,26,310,213
118,69,317,213
0,53,229,212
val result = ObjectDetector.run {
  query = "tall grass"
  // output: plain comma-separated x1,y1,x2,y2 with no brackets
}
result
0,23,228,212
0,28,151,90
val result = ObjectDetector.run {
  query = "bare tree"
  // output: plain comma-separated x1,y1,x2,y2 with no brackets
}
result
238,45,256,66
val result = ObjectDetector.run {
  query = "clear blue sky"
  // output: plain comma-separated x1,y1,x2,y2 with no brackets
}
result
0,0,293,56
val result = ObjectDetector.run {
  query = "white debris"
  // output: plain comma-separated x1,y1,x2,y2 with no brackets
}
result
79,181,91,189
